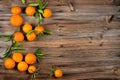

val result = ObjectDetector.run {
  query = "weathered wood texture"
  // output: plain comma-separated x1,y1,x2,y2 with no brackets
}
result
0,0,120,80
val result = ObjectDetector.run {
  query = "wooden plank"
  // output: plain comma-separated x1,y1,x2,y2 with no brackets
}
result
0,22,120,37
0,1,120,24
0,0,115,6
0,0,119,6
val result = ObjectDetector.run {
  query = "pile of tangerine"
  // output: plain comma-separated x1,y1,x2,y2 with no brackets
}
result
4,52,37,74
3,1,63,79
10,6,52,42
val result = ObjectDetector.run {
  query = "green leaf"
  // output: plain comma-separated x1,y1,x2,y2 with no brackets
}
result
5,47,11,54
12,41,22,47
35,48,42,55
49,72,53,77
44,30,53,35
34,11,39,19
21,0,26,4
42,1,48,9
38,0,43,9
31,68,40,80
1,35,13,42
35,48,45,62
39,13,43,22
32,73,36,80
37,13,43,26
40,33,45,38
29,2,39,6
51,65,56,72
38,9,43,14
3,47,11,58
35,68,40,73
26,30,35,36
13,49,24,52
37,54,45,58
1,35,11,39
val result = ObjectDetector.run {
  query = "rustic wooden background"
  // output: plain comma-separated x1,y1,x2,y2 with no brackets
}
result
0,0,120,80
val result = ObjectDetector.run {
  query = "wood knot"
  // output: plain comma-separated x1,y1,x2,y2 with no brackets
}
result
57,26,64,32
105,15,113,24
100,42,103,46
104,27,110,31
57,27,62,32
60,45,64,48
89,36,93,40
68,2,75,11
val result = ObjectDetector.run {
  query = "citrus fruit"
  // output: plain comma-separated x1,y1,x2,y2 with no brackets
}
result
13,32,24,42
10,15,23,27
54,69,63,78
4,58,15,69
11,6,22,15
43,8,52,18
28,65,36,74
25,6,36,16
25,53,36,64
17,61,28,72
22,23,32,33
12,52,23,63
34,26,44,34
26,32,36,41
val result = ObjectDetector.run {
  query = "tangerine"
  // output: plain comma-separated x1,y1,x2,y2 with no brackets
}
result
43,8,52,18
11,6,22,15
13,32,24,42
4,58,15,69
54,69,63,78
26,32,36,42
25,6,36,16
12,52,23,63
34,26,44,34
17,61,28,72
22,23,32,33
28,65,36,74
25,53,37,64
10,15,23,27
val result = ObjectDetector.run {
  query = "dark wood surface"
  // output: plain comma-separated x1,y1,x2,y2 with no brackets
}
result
0,0,120,80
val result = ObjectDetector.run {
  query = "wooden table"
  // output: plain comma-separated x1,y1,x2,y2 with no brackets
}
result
0,0,120,80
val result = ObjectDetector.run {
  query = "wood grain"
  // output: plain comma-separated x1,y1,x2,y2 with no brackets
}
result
0,0,120,80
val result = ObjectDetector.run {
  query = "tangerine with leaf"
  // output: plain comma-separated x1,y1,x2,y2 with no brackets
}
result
28,65,36,74
34,26,44,34
49,66,63,78
22,23,33,33
26,30,37,41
